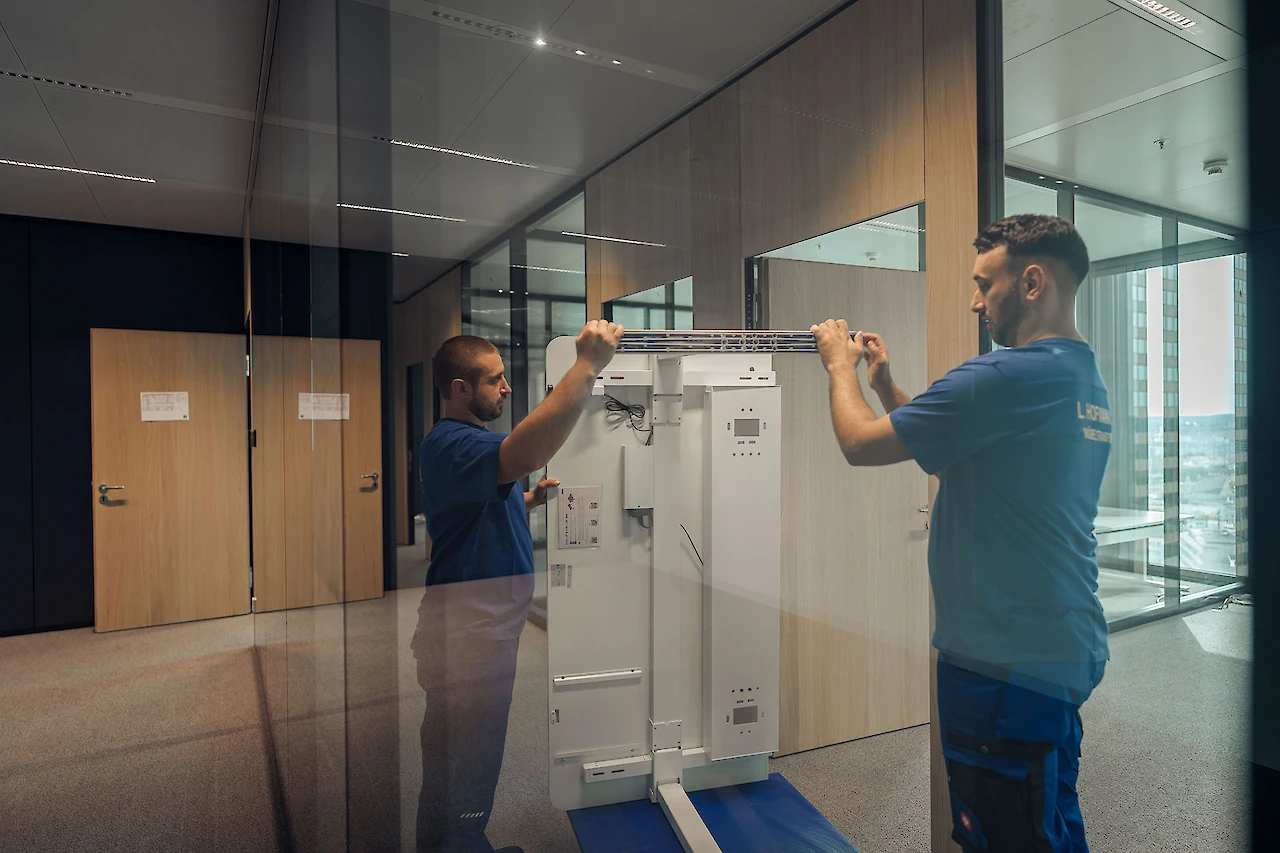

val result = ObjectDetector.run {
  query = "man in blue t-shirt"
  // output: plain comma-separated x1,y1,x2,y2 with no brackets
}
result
811,215,1110,853
412,321,622,853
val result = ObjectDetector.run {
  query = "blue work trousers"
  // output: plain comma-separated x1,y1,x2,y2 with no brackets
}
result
937,660,1091,853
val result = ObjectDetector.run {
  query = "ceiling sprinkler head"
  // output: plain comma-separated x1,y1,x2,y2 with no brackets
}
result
1203,158,1228,176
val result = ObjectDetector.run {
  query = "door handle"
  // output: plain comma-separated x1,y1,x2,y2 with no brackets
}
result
918,506,929,530
362,472,380,491
99,484,124,504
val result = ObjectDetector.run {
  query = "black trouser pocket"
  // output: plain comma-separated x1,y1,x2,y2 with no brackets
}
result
945,730,1054,853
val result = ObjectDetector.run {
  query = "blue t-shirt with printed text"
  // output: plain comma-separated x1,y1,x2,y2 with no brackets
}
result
889,338,1111,703
418,418,534,639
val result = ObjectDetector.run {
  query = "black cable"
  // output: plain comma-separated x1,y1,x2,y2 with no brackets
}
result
680,524,704,566
603,393,653,444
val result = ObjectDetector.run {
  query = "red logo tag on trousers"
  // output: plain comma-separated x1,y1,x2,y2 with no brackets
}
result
960,812,973,831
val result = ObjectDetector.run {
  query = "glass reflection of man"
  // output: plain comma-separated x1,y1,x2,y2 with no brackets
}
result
811,215,1110,853
412,321,622,853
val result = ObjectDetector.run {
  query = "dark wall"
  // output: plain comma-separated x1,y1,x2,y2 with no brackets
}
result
1,220,399,636
1248,1,1279,848
1,220,34,633
0,216,247,634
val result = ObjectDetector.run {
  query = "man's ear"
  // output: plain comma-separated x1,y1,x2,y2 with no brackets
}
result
1022,263,1049,302
451,378,469,398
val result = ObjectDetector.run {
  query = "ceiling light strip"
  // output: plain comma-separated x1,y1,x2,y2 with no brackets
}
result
337,202,465,222
0,68,134,97
375,136,536,169
562,231,667,247
392,252,409,257
1123,0,1197,30
0,158,155,183
514,264,584,275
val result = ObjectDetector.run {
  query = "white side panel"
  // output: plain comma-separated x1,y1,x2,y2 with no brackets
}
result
704,387,782,761
546,337,777,808
546,338,653,810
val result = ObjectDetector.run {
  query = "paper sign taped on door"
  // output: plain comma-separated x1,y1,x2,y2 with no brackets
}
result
141,392,190,421
299,392,350,420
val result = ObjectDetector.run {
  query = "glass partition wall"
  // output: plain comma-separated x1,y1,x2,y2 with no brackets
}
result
1006,170,1247,626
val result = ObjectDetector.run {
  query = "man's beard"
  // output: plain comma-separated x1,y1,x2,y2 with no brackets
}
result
989,292,1027,348
470,397,504,423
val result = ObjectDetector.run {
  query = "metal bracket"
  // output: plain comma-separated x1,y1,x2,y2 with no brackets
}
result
651,719,683,751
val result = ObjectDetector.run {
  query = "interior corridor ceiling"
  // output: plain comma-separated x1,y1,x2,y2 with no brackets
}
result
0,0,1248,299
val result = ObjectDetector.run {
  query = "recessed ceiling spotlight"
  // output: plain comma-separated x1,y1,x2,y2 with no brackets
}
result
575,49,586,56
1055,180,1063,184
375,136,535,169
562,230,667,247
535,37,546,46
336,202,465,222
392,252,409,257
611,59,621,65
0,157,155,183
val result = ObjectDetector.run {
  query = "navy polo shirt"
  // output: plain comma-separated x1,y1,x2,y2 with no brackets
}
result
889,338,1112,703
418,418,534,639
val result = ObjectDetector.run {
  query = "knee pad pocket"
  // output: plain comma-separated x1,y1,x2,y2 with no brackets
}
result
945,729,1055,853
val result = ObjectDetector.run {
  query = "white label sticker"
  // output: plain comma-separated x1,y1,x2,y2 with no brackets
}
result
141,392,189,421
299,393,350,420
558,486,603,550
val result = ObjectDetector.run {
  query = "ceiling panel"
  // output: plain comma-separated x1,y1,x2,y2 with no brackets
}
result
548,0,840,82
1184,0,1244,34
0,20,23,67
399,153,566,226
393,255,459,301
1004,11,1221,139
455,51,693,173
40,87,254,188
0,164,104,223
0,0,267,111
85,179,245,236
1002,0,1116,61
0,80,75,164
336,0,532,143
1008,70,1246,225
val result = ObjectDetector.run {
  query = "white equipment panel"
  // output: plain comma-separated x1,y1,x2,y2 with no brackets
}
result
545,337,782,818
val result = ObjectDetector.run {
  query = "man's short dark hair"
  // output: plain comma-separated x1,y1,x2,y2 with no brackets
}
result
433,335,498,399
974,214,1090,287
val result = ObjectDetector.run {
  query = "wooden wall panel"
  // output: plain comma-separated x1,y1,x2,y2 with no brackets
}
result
342,338,384,602
585,117,692,318
923,0,979,850
690,85,744,330
739,0,925,259
392,269,462,552
252,336,287,611
765,261,931,756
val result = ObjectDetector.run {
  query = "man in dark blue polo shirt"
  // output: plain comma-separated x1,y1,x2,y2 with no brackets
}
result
412,321,622,853
811,215,1110,853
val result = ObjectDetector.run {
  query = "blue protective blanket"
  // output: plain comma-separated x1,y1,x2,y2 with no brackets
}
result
567,772,860,853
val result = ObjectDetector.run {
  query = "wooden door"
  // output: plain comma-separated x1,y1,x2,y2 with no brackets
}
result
91,329,249,632
251,336,382,611
341,338,383,602
763,260,931,755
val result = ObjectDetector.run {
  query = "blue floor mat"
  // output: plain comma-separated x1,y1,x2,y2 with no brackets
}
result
568,772,860,853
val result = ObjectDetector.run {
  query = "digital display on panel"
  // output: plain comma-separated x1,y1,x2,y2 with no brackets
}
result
733,419,760,437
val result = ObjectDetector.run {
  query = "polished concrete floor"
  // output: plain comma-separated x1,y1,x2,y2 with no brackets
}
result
0,588,1250,852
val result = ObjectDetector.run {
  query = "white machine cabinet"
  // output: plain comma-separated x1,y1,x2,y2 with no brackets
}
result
545,330,829,852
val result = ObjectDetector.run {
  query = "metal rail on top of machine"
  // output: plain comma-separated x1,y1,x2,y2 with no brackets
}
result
612,329,857,354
